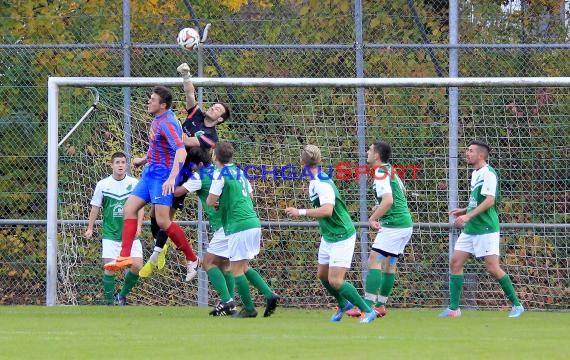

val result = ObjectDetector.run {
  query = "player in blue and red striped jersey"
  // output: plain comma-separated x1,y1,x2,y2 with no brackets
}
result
139,63,231,280
104,86,199,274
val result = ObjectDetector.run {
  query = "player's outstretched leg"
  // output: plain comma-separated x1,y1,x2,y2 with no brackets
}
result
497,274,524,318
244,268,279,317
337,280,375,324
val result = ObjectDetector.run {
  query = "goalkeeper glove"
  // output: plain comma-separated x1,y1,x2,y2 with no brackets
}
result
177,63,191,79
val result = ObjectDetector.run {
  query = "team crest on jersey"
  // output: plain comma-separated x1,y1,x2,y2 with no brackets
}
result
112,204,124,218
126,184,132,191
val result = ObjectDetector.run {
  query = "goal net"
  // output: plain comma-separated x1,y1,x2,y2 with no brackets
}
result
50,78,569,310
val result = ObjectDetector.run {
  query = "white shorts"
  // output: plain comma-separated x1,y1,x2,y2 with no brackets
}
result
207,228,229,259
318,234,356,269
102,239,143,259
228,228,261,261
454,232,500,258
371,227,413,256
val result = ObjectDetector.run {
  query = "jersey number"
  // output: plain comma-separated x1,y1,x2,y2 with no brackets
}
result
239,177,249,197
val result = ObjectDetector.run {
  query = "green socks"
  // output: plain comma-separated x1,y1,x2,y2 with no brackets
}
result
119,270,139,297
364,269,382,306
245,268,274,298
233,269,273,311
448,273,521,309
224,271,235,299
498,274,521,306
339,281,372,313
449,274,464,310
235,275,255,312
320,279,348,308
378,272,395,305
207,267,231,302
103,274,115,305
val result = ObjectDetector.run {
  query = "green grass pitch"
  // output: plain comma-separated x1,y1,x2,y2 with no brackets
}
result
0,306,568,359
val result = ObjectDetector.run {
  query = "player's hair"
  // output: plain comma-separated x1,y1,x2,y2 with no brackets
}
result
152,86,173,109
187,146,211,167
214,142,234,164
110,151,127,162
469,140,490,158
217,102,231,122
301,144,321,167
372,141,391,163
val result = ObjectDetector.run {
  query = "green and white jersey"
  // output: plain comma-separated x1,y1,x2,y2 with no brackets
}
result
309,176,356,243
209,163,260,235
372,164,413,228
90,175,138,241
182,175,223,232
463,164,500,235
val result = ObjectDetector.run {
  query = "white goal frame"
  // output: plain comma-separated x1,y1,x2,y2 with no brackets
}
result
47,76,570,306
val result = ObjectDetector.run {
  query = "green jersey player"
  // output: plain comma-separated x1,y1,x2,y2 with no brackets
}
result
285,145,376,324
172,147,236,316
207,142,279,318
346,141,413,319
85,152,144,305
439,140,523,318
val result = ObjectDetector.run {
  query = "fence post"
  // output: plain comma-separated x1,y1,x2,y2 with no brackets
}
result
122,0,132,166
196,44,208,307
354,0,368,284
448,0,460,297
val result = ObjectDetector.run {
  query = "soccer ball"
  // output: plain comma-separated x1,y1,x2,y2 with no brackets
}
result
177,28,200,51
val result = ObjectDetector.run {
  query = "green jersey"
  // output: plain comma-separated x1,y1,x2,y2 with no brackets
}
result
372,164,413,228
90,175,138,241
309,177,356,242
182,175,223,232
464,164,500,235
209,164,260,235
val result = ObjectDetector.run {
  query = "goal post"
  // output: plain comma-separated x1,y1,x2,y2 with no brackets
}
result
47,76,570,308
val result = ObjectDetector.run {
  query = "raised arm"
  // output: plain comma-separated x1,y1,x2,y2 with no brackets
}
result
177,63,197,109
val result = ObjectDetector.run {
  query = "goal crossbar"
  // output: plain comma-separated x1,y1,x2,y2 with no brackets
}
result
49,76,570,88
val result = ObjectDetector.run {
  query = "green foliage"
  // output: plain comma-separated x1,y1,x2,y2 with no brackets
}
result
0,226,46,304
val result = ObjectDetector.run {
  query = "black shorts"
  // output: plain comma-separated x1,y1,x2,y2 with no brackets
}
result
172,193,186,210
371,247,399,258
172,171,191,210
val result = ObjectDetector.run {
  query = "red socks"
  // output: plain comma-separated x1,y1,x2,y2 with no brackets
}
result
120,218,138,257
165,222,197,262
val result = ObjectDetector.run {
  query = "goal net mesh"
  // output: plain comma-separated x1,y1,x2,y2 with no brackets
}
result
56,84,569,309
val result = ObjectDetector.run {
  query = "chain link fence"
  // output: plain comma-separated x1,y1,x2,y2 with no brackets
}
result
1,1,569,308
